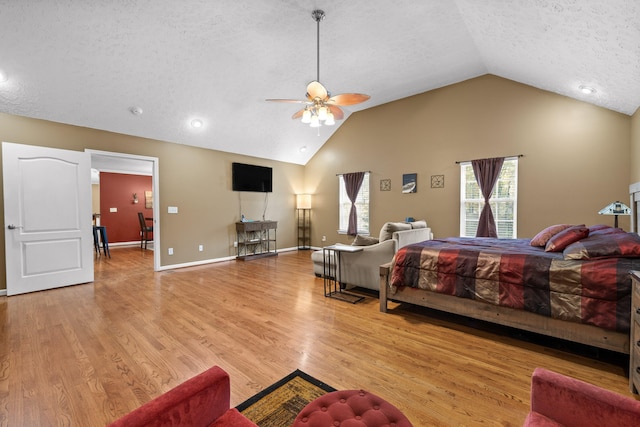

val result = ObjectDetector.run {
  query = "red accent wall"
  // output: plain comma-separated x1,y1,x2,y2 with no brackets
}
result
99,172,153,243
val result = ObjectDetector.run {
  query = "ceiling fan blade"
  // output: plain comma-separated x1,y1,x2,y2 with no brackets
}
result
265,98,308,104
327,105,344,120
327,93,370,106
306,81,328,100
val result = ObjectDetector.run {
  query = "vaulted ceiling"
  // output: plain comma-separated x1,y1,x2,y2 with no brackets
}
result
0,1,638,165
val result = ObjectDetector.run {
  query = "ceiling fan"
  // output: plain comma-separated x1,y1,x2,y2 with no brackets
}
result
266,9,370,127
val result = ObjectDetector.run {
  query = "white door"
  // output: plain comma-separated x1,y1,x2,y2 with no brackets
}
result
3,142,94,296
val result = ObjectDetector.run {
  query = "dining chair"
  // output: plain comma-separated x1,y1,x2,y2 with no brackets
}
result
137,212,153,249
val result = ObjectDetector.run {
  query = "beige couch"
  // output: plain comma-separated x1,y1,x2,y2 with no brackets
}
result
311,221,433,291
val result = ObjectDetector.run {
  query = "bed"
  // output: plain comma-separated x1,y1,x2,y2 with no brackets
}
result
379,224,640,353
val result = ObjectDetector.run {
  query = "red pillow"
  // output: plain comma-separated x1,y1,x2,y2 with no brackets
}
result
530,224,572,246
545,224,589,252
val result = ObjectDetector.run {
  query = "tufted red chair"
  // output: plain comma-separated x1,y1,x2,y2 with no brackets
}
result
293,389,413,427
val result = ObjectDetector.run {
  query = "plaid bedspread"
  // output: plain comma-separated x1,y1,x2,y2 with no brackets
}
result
390,237,640,332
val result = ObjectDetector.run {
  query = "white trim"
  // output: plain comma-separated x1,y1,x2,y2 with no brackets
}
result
158,256,236,271
86,149,160,272
157,246,299,271
0,289,6,296
107,241,144,247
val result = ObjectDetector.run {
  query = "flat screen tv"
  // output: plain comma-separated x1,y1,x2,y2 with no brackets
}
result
232,162,273,192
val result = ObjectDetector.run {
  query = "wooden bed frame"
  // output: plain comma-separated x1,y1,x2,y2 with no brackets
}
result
379,263,630,354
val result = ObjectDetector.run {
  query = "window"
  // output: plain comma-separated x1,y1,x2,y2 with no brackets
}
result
459,158,518,238
338,173,370,234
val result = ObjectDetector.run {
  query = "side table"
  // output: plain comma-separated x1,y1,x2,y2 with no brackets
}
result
322,245,364,304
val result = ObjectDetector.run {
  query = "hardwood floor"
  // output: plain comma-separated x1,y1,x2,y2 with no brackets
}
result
0,247,635,426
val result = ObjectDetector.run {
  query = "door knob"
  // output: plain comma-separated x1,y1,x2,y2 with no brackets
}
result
7,224,23,230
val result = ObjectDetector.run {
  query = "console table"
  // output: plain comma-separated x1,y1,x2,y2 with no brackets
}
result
235,221,277,261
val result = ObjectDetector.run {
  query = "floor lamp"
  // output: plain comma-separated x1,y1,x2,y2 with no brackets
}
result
297,194,312,250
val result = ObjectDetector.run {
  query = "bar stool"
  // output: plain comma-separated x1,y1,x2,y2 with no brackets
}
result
93,225,111,258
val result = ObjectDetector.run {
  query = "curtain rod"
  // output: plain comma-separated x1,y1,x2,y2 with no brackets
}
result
336,170,372,176
455,154,523,164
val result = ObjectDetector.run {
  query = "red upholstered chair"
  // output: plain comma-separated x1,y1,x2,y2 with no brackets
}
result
107,366,257,427
524,367,640,426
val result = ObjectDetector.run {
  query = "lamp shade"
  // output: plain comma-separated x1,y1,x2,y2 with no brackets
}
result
598,201,631,215
301,109,311,124
296,194,312,209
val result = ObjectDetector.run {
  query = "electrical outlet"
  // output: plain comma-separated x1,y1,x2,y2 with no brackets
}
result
322,235,326,242
168,247,173,255
233,241,238,248
198,245,203,251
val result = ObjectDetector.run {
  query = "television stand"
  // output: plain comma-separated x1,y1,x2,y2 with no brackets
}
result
235,221,277,260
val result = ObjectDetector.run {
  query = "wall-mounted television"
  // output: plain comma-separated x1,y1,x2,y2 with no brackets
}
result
232,162,273,192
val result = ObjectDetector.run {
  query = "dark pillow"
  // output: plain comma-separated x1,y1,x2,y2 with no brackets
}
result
530,224,572,247
563,232,640,260
545,225,589,252
588,225,626,236
588,224,613,232
352,235,379,246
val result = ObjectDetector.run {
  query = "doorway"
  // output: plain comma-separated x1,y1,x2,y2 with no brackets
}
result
87,150,160,272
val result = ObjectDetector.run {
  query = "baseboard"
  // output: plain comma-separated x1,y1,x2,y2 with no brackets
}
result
108,241,146,247
158,246,299,271
0,289,6,296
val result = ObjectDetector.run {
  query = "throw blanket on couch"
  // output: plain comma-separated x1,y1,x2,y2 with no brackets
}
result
390,237,640,332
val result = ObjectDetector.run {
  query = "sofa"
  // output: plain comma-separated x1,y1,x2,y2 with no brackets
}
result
524,367,640,426
107,366,257,427
311,220,433,291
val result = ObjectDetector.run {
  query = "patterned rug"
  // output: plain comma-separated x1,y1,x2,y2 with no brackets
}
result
237,369,336,427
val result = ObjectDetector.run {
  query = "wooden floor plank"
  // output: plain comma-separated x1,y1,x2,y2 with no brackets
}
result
0,247,635,426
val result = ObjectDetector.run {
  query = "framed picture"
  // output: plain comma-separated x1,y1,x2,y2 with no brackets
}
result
380,179,391,191
431,174,444,188
402,173,417,193
145,190,153,208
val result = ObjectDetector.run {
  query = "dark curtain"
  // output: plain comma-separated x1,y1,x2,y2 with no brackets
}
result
472,157,505,238
343,172,365,236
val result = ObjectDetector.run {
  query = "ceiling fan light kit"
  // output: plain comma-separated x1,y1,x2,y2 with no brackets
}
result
266,9,370,128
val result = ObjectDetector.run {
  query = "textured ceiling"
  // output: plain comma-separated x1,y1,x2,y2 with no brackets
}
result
0,1,638,165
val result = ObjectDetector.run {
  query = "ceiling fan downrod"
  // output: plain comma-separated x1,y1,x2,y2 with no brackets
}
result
312,10,325,83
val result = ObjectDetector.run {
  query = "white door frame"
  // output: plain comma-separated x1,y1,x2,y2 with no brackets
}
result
86,149,160,272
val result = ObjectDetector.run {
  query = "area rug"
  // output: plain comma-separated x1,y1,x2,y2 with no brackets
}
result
237,369,336,427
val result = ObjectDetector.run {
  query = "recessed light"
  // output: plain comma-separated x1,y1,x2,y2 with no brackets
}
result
129,106,143,116
300,146,307,152
579,85,596,95
191,119,203,128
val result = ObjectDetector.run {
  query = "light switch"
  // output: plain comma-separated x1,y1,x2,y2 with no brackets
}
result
168,206,178,214
110,207,117,213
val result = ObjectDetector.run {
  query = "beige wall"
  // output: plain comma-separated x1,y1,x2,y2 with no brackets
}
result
305,75,632,245
1,74,636,291
0,114,305,290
